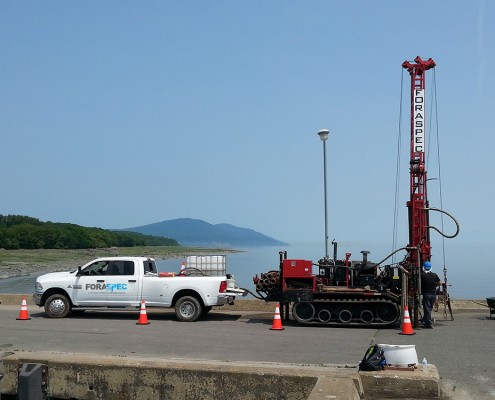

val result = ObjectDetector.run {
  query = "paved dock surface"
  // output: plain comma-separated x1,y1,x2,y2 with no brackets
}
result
0,298,494,399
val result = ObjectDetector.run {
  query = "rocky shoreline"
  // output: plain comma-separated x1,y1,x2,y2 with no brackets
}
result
0,247,237,280
0,260,81,280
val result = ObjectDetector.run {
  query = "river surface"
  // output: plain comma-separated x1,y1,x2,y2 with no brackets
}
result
0,242,492,299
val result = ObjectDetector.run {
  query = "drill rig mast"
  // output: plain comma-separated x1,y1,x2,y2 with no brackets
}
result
402,56,436,326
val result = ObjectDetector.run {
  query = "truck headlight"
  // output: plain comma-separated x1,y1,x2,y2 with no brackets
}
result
35,282,43,291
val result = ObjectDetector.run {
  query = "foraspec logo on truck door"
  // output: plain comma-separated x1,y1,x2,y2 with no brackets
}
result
85,283,128,292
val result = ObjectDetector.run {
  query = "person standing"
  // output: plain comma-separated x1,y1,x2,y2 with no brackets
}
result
421,261,441,328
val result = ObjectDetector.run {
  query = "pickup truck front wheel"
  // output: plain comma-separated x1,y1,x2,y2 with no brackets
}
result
45,294,71,318
175,296,202,322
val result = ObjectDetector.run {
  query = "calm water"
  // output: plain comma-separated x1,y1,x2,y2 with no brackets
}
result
159,241,494,300
0,242,492,299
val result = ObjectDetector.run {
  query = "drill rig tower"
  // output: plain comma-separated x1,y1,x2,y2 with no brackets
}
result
402,56,436,325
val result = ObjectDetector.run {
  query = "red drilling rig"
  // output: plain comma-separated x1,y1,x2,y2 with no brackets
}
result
252,56,459,327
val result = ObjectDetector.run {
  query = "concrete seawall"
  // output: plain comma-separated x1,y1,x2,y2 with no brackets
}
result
0,352,441,400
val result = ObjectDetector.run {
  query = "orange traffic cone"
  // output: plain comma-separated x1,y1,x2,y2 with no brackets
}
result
270,302,284,331
16,296,31,321
179,262,186,276
399,306,415,335
136,299,150,325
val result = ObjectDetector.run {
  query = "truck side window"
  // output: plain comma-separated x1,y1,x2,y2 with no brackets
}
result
106,261,134,276
82,261,109,276
143,260,156,274
123,261,134,275
108,261,121,276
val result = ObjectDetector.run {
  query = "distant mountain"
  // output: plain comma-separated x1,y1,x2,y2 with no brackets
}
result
122,218,288,247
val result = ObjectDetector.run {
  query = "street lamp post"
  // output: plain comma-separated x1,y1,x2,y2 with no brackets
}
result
317,129,330,259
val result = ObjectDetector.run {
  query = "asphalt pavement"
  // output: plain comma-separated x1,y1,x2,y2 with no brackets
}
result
1,303,494,399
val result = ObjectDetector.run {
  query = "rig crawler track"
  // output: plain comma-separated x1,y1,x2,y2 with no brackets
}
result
291,299,400,327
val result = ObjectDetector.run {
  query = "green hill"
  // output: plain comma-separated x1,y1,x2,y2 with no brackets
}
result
0,215,178,249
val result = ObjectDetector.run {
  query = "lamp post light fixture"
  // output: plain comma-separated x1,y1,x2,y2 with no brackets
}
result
317,129,330,259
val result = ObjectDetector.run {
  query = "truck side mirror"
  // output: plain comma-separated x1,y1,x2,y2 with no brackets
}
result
77,266,82,276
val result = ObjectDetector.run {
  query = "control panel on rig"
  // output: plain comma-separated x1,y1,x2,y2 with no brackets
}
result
281,259,316,292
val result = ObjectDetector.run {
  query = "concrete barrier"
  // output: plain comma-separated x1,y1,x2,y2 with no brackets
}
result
360,366,440,399
1,352,364,400
0,352,441,399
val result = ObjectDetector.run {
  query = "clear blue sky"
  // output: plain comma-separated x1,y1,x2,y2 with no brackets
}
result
1,1,493,250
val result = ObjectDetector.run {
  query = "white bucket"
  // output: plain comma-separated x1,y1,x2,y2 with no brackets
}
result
378,344,418,367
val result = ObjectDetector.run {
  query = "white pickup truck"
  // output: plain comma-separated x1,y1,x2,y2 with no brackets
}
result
33,256,243,322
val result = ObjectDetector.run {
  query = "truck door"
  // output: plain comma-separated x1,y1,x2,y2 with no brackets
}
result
73,260,111,306
105,260,140,305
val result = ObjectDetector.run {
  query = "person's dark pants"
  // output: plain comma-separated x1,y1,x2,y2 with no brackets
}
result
422,293,436,327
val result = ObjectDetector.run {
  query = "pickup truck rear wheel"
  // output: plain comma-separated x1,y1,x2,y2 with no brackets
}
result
45,294,71,318
175,296,202,322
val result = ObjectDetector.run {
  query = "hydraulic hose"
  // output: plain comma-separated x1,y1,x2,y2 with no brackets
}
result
374,247,411,268
178,267,207,276
425,207,460,239
245,288,266,300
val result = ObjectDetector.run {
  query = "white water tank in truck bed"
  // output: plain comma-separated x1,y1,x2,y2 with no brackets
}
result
186,255,227,276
